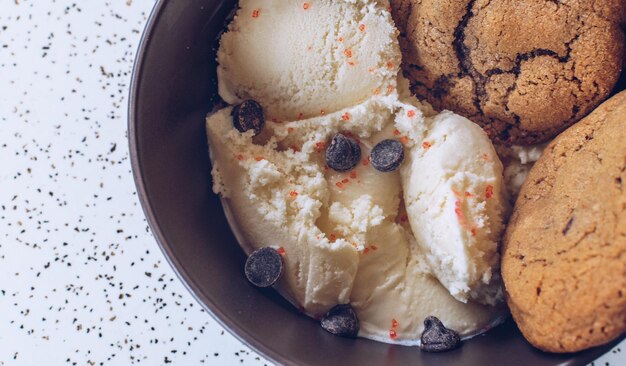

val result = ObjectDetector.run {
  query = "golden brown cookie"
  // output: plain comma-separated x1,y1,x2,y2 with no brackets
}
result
501,91,626,352
391,0,626,145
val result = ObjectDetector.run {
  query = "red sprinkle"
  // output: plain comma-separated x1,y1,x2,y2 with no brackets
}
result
336,181,345,189
297,113,304,120
289,191,298,198
342,178,349,184
349,171,357,179
386,61,394,69
303,2,310,10
277,247,286,256
255,156,265,162
485,185,494,199
315,141,326,152
344,49,353,58
363,247,370,254
235,154,244,161
387,85,394,94
399,136,409,145
359,24,366,32
453,196,480,235
389,318,399,339
287,127,294,133
338,37,344,42
341,112,351,121
422,141,432,149
251,9,260,18
320,109,326,115
372,88,380,95
481,153,490,161
329,234,337,242
393,129,401,136
371,245,378,251
407,110,416,118
455,200,466,225
362,157,370,166
348,61,356,67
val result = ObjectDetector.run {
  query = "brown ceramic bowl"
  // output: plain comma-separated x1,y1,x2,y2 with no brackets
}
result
128,1,626,365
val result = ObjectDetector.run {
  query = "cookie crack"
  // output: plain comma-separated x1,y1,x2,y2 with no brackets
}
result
484,48,569,80
452,0,476,77
452,0,485,115
488,33,581,104
556,224,598,255
407,63,423,71
432,73,457,99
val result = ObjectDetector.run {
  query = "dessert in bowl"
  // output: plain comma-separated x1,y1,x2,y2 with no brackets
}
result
129,0,625,364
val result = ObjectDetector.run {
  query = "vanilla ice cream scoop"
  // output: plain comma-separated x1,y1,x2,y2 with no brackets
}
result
210,0,509,345
400,112,508,305
206,99,507,343
217,0,401,121
207,107,360,315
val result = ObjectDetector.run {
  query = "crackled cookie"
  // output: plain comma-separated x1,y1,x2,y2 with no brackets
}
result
391,0,626,145
501,91,626,352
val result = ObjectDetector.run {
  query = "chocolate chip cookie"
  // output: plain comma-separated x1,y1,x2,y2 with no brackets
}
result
501,91,626,352
391,0,626,145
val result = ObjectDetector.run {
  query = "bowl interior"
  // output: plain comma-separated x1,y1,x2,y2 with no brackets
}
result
129,1,626,365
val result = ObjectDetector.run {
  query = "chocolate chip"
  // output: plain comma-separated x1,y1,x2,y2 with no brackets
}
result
370,139,404,172
320,304,360,338
232,100,265,136
325,133,361,172
420,316,461,352
244,247,283,288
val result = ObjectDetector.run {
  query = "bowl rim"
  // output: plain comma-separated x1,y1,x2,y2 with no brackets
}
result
127,2,621,366
127,1,294,365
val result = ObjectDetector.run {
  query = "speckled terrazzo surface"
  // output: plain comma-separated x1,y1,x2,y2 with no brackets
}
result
0,1,623,365
0,1,268,365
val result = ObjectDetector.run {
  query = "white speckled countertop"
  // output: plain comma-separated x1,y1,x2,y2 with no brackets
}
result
0,1,623,365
